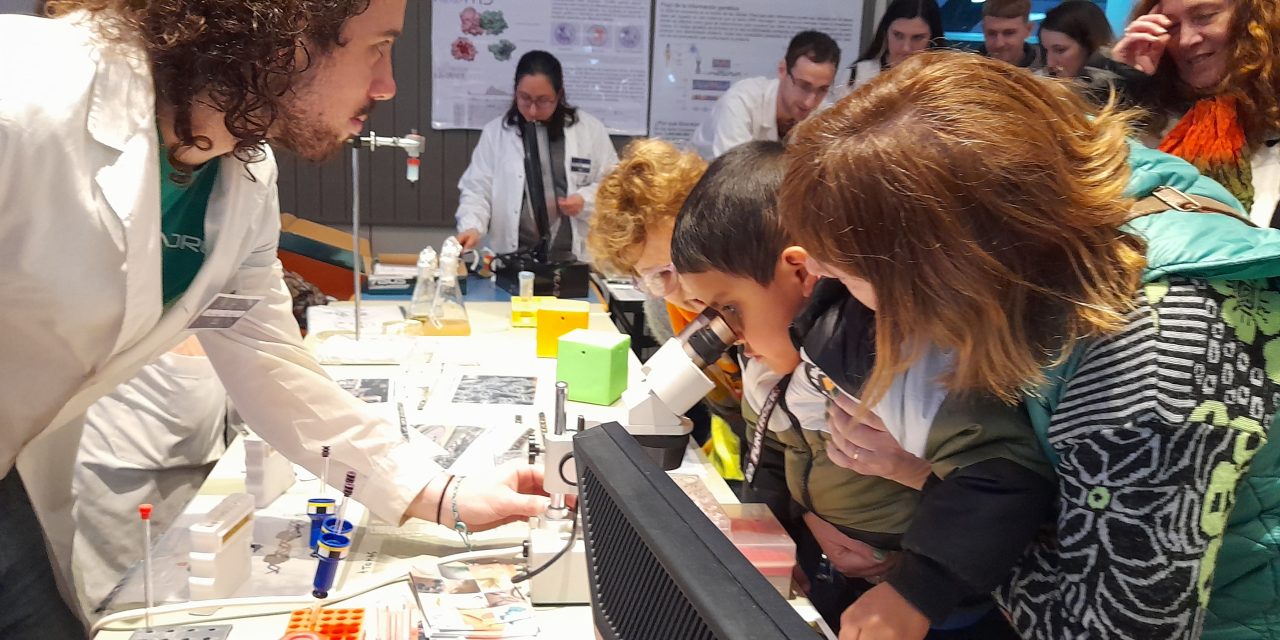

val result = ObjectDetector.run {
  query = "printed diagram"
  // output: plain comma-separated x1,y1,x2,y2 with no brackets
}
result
586,24,610,48
456,8,512,62
451,375,537,405
488,39,517,62
618,25,643,50
451,37,477,61
552,22,578,46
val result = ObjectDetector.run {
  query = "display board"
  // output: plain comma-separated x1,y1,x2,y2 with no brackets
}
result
431,0,653,135
648,0,860,142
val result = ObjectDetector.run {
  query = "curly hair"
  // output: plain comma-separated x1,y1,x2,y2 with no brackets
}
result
46,0,372,171
780,51,1145,405
588,139,707,275
1131,0,1280,146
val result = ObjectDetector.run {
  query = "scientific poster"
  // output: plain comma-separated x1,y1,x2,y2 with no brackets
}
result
431,0,652,135
648,0,861,142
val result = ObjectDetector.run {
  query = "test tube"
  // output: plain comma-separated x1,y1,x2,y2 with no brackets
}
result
518,270,534,298
139,504,154,630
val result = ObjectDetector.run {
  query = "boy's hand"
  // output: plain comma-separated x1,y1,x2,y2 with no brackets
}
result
802,512,897,579
839,583,929,640
1112,6,1173,75
826,393,932,489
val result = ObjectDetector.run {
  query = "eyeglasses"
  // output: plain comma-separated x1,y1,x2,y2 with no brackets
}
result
632,263,680,298
515,94,558,109
786,72,830,99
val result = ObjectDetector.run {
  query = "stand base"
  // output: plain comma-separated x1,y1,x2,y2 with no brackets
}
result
527,518,590,605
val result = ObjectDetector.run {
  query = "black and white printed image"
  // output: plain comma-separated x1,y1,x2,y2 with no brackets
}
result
451,375,536,405
494,429,532,465
335,378,390,403
433,425,484,469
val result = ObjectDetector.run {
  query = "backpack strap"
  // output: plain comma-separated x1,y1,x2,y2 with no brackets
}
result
1128,185,1256,227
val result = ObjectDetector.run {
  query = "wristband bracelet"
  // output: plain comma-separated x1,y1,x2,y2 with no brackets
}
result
435,474,456,525
451,476,472,551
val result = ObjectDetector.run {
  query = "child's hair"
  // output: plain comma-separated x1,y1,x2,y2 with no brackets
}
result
671,140,790,286
779,51,1145,406
982,0,1030,20
588,139,707,274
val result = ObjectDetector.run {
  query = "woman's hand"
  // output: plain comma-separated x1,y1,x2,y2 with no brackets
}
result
413,464,550,531
1112,7,1174,75
802,512,898,580
839,583,930,640
825,393,932,489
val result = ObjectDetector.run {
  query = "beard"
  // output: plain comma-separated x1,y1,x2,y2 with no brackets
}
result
273,77,375,163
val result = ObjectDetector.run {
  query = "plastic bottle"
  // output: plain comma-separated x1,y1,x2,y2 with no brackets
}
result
407,246,438,320
511,270,538,327
419,237,471,336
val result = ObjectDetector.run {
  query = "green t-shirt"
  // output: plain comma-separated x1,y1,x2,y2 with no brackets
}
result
159,144,219,305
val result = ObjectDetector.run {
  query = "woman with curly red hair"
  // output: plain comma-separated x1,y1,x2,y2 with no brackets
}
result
1113,0,1280,226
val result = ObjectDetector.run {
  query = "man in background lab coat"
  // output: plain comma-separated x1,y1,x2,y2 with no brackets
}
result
690,30,841,160
0,1,549,636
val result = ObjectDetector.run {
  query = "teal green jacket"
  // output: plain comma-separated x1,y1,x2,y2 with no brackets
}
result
1027,141,1280,638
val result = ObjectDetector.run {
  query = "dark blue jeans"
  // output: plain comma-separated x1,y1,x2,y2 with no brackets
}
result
0,468,86,639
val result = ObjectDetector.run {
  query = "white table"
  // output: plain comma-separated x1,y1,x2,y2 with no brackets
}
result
92,300,735,639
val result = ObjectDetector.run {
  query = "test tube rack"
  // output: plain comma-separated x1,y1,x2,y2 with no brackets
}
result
284,607,366,640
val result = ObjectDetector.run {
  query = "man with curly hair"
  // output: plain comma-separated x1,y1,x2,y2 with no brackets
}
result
1113,0,1280,226
0,2,551,635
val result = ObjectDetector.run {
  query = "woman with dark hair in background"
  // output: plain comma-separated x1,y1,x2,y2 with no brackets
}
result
848,0,944,89
1038,0,1114,78
455,50,618,260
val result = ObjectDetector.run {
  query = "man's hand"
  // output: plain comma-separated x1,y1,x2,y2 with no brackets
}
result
826,393,932,489
802,512,898,579
457,228,482,250
410,464,550,531
1112,7,1173,75
839,583,930,640
557,194,585,217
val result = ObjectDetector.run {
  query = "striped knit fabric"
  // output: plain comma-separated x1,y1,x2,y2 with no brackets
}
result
1160,97,1255,213
999,276,1275,638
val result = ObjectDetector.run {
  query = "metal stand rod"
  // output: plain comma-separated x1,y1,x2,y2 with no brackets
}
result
351,145,362,340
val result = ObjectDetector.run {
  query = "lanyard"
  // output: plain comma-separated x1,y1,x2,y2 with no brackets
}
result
744,374,791,485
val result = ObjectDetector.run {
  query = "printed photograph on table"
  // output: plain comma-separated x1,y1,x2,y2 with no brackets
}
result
451,375,537,405
411,561,537,638
335,378,391,403
431,425,485,470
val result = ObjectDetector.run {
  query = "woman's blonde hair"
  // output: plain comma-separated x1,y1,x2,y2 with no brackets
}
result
1131,0,1280,146
588,139,707,274
780,51,1147,405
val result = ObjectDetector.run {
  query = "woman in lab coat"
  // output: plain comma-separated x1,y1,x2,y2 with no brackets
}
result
455,50,618,261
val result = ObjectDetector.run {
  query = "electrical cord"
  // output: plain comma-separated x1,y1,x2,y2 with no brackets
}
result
91,546,525,635
511,508,578,584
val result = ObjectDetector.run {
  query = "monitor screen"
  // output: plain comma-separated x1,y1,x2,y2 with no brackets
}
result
573,422,819,640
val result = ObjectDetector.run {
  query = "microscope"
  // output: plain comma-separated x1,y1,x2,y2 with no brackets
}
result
524,309,738,604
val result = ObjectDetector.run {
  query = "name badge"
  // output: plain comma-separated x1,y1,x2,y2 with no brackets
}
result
570,157,592,174
187,293,265,330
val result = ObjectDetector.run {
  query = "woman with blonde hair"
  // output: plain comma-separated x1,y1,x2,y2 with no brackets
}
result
780,50,1280,639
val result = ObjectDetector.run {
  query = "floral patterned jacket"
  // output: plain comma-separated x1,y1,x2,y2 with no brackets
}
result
1005,143,1280,639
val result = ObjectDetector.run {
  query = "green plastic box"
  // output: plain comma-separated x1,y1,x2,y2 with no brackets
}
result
556,329,631,406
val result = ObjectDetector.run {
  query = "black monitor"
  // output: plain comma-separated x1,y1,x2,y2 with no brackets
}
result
573,422,819,639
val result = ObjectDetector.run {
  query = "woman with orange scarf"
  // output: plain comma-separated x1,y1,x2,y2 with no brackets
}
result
1112,0,1279,226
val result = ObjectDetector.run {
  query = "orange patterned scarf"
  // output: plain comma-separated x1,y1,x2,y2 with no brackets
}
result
1158,96,1254,212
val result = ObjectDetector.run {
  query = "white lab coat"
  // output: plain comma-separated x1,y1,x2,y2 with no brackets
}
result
0,13,441,602
74,344,229,618
689,76,780,160
454,111,618,260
